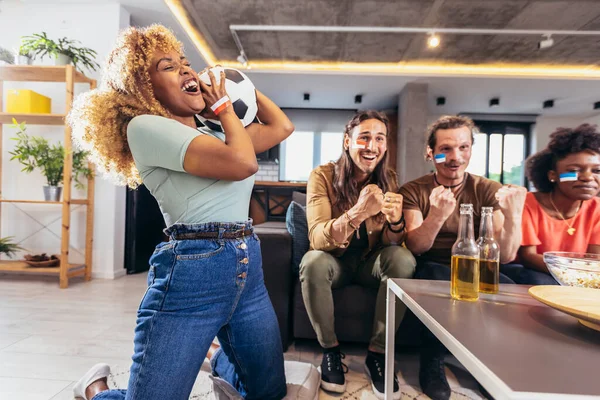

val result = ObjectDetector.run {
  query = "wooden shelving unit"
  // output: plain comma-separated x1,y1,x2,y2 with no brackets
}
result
0,65,96,288
0,113,65,125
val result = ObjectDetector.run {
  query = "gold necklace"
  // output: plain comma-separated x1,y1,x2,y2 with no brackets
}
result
548,193,581,236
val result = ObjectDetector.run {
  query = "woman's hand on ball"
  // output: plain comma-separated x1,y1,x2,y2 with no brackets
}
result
198,69,231,118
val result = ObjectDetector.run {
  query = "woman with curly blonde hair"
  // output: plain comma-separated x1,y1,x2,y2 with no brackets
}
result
68,24,294,400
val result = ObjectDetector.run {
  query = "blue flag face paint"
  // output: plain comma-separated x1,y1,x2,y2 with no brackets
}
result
559,172,578,182
434,154,446,164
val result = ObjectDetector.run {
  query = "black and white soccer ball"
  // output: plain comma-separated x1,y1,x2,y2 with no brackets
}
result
196,67,258,132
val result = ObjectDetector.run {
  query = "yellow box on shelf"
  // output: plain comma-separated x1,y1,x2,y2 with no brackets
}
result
6,89,51,114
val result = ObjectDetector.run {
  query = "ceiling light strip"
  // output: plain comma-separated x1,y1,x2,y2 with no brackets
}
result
164,0,217,65
229,24,600,36
216,60,600,79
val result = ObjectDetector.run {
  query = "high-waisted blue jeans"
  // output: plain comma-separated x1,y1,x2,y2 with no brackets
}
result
93,221,286,400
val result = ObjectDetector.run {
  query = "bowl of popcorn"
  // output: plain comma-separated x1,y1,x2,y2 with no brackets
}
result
543,252,600,289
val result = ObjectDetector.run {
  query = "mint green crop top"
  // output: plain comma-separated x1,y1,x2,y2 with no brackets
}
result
126,115,255,227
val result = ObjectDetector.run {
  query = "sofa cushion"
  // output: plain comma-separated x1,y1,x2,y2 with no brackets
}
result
255,221,287,230
285,201,310,275
254,222,293,350
292,191,307,207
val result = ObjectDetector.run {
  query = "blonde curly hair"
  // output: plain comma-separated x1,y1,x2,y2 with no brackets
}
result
67,24,184,188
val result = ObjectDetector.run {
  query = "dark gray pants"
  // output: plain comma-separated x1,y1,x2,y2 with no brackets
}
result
299,246,416,352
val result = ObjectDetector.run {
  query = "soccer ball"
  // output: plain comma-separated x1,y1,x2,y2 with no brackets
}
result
196,67,258,132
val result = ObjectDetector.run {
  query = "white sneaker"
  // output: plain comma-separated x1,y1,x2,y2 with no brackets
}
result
73,363,110,400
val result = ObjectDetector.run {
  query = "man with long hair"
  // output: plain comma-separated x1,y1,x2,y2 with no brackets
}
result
300,110,416,398
399,115,526,400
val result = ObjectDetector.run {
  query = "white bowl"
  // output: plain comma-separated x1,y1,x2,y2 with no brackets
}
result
543,252,600,289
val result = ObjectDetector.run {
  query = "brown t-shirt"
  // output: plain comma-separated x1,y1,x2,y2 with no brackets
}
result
399,173,502,264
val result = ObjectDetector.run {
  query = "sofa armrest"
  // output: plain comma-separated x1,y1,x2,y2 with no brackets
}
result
254,222,293,350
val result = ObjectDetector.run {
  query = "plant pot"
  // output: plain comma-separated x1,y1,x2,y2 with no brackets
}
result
16,55,32,65
43,186,62,202
55,53,72,66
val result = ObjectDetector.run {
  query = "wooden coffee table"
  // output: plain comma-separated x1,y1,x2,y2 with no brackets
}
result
384,279,600,400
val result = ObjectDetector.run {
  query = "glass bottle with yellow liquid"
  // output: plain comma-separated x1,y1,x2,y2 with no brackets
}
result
477,207,500,294
451,204,480,301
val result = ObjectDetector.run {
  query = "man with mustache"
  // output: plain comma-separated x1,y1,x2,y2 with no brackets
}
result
301,110,416,398
398,115,526,400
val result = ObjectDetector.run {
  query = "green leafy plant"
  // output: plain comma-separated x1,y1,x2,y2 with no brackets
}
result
0,237,25,258
55,37,99,72
0,47,14,64
8,119,93,189
20,32,99,72
18,47,31,57
20,32,55,60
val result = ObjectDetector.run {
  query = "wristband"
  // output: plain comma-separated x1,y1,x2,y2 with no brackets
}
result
211,96,232,116
390,214,405,226
387,220,405,233
344,211,359,231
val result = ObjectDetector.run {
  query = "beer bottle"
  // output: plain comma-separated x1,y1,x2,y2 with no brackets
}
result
451,204,480,301
477,207,500,294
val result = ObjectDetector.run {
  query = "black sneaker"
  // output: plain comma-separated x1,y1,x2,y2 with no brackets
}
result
364,352,401,400
319,348,348,393
419,346,451,400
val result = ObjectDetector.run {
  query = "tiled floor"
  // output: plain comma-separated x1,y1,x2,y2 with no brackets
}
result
0,273,482,400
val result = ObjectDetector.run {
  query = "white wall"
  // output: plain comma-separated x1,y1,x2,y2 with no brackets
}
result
583,113,600,127
531,116,584,152
0,2,130,279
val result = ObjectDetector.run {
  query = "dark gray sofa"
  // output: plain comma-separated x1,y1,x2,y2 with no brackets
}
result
254,221,419,352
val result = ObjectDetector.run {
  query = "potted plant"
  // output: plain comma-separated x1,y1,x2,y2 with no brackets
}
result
19,32,53,64
0,236,25,259
8,119,93,201
0,47,14,65
54,37,100,71
16,47,33,65
20,32,99,72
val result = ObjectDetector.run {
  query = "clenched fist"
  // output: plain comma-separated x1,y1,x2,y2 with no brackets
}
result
355,184,384,218
382,192,403,224
429,185,457,221
495,185,527,218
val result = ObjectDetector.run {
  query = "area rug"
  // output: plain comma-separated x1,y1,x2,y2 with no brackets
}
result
318,367,483,400
106,359,483,400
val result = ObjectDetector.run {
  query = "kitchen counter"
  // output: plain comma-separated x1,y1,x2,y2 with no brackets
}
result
251,182,306,224
254,181,307,187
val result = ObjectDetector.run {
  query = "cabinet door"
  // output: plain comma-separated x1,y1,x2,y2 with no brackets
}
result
124,185,166,274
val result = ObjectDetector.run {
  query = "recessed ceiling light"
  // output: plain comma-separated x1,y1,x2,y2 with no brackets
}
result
427,33,440,48
538,34,554,50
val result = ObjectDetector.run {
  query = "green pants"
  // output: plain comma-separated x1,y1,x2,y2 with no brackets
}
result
299,246,416,353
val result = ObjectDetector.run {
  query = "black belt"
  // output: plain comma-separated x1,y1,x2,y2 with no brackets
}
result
172,228,253,240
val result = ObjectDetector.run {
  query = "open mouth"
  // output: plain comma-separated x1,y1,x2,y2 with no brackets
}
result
181,78,199,93
361,154,377,162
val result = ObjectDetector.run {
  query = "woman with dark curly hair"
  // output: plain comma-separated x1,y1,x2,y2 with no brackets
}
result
506,124,600,285
67,25,293,400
